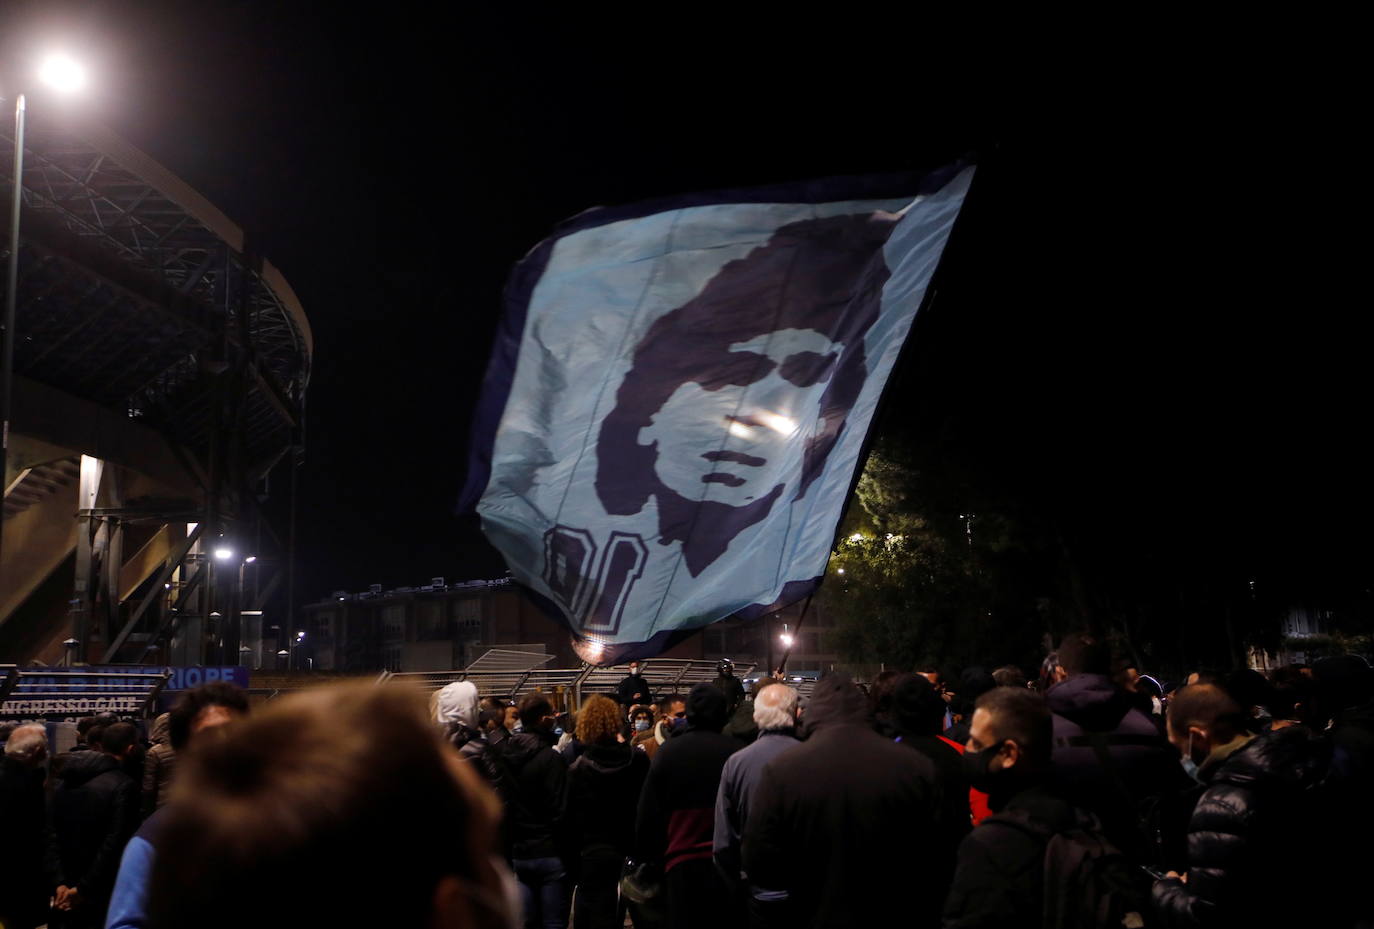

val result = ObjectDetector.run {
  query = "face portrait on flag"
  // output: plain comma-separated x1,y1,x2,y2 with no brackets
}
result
595,212,897,577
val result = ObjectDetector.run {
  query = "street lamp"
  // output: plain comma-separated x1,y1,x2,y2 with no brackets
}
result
1,53,87,577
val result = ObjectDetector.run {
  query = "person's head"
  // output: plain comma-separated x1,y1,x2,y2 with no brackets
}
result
1185,668,1221,687
752,683,799,730
661,695,686,722
99,722,139,760
916,660,943,690
966,687,1053,803
574,695,622,745
594,213,898,569
86,721,109,751
147,683,512,929
1166,683,1247,768
169,682,250,752
0,722,16,743
717,658,735,678
627,660,642,676
1311,655,1374,720
992,665,1025,688
503,704,520,730
517,693,555,734
434,681,481,730
478,697,508,732
4,724,48,767
76,716,100,744
892,672,946,738
629,704,654,732
686,682,728,732
1053,633,1111,681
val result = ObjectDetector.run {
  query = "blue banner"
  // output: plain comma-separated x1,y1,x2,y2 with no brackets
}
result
463,165,975,662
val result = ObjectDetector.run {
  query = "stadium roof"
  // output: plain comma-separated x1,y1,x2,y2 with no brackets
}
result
2,108,310,473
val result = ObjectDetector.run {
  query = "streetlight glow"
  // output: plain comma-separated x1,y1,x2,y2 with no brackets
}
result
38,54,87,93
780,633,795,648
244,555,257,564
213,546,234,561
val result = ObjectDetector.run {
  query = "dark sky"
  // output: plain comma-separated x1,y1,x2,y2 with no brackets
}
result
4,4,1367,611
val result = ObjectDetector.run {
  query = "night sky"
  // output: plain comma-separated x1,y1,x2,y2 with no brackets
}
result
4,4,1367,616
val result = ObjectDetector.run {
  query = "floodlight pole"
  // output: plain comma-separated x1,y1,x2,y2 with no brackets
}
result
1,93,26,578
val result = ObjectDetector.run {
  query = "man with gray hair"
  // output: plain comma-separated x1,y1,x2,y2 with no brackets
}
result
714,682,799,926
1,724,52,928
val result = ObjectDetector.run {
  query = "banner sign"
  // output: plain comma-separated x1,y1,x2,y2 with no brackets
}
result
0,665,248,718
463,164,975,662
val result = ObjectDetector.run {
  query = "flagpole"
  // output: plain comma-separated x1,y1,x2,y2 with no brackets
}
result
773,593,814,677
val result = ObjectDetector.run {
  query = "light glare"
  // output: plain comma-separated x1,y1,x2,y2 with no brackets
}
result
38,54,87,93
756,412,798,435
727,421,754,439
213,547,234,561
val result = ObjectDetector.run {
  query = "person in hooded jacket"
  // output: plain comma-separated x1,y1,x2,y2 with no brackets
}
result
436,680,507,797
502,692,571,929
890,672,973,874
636,682,739,929
1044,633,1192,865
1151,682,1334,928
139,713,175,818
743,673,950,929
565,695,649,929
46,722,139,928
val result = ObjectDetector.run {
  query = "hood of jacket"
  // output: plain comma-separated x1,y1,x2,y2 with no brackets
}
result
1210,724,1330,791
503,729,554,770
149,713,171,745
577,740,636,774
1045,673,1134,731
434,680,480,728
58,750,120,787
686,682,728,731
800,673,869,735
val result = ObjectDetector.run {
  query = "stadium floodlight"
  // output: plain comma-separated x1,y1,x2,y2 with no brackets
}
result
214,546,234,561
38,54,87,93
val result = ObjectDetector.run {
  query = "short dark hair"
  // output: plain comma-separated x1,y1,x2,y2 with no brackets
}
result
974,687,1052,767
169,682,250,751
1167,684,1246,741
992,665,1025,688
518,693,554,731
1056,633,1111,676
147,684,499,929
892,673,945,737
100,722,138,756
86,722,109,750
76,716,101,738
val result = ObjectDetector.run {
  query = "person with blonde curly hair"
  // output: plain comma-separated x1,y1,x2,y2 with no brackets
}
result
566,695,650,928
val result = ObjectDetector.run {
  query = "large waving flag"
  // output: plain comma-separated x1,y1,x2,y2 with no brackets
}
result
462,163,975,662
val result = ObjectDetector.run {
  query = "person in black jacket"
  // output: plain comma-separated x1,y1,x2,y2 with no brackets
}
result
615,661,655,708
891,672,973,878
1044,633,1193,866
566,695,650,929
1151,683,1333,928
47,722,139,928
942,687,1079,929
1,725,51,929
436,680,508,798
637,682,738,929
744,673,950,929
502,692,571,929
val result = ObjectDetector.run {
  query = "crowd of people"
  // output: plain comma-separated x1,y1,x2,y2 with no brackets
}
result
0,641,1370,929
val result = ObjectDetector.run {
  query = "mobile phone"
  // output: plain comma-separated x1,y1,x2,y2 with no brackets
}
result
1140,865,1169,881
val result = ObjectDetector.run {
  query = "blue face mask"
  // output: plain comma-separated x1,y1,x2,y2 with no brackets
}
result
670,716,688,732
1180,732,1201,782
633,719,650,732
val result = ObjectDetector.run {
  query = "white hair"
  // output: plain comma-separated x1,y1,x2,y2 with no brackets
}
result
753,684,799,730
4,724,48,762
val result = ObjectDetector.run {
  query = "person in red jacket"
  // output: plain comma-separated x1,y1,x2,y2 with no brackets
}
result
636,683,738,929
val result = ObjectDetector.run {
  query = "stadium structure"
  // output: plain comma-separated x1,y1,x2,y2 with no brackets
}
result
1,104,310,669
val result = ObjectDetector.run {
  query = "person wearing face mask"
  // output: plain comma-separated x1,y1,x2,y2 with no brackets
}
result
1151,683,1332,929
616,661,655,709
942,687,1075,929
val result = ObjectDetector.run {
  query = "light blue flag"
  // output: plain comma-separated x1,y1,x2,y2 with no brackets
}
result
462,165,975,662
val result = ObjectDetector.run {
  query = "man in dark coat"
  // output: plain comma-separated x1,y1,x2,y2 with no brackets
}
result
712,659,746,717
1,725,52,929
891,672,973,879
615,661,655,708
942,687,1082,929
637,682,738,929
501,692,571,929
1044,633,1192,864
48,722,139,928
1151,683,1333,928
743,673,951,929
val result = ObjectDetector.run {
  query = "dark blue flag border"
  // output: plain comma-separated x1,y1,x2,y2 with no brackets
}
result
459,159,976,662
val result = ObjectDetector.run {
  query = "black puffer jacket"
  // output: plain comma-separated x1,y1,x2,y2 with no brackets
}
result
1151,725,1332,928
447,723,508,799
47,751,137,904
567,741,649,858
500,729,568,860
